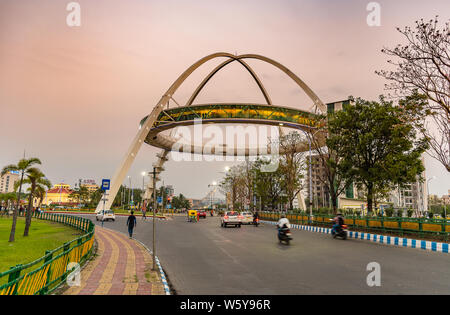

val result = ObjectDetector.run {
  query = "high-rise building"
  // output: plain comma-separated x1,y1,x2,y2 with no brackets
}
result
0,171,20,193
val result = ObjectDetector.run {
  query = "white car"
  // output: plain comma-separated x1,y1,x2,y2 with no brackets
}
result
96,210,116,222
221,211,242,228
240,211,254,224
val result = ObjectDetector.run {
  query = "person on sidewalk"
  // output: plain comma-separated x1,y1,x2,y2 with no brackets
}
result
127,211,137,238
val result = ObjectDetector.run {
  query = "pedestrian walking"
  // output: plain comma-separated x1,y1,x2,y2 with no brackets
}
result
126,211,137,238
141,205,147,220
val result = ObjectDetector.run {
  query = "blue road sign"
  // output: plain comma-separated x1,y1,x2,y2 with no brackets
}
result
101,179,111,191
157,196,162,204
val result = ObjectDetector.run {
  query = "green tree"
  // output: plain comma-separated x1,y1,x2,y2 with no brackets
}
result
22,168,47,236
308,119,352,214
327,96,428,214
16,177,51,210
1,158,42,242
172,193,191,210
69,185,90,206
252,158,286,210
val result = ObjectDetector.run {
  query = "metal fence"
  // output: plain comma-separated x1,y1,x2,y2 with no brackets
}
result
0,212,95,295
259,212,450,240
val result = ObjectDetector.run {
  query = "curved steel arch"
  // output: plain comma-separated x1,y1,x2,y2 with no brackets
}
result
187,57,273,106
96,52,325,212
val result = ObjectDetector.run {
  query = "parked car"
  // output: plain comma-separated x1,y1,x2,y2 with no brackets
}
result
96,210,116,222
197,210,207,219
221,211,242,228
240,211,254,224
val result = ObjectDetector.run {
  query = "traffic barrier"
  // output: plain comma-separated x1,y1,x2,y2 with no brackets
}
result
0,212,95,295
262,220,450,254
259,212,450,241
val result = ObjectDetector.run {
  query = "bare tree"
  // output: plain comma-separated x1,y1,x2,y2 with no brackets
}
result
277,131,306,210
377,17,450,171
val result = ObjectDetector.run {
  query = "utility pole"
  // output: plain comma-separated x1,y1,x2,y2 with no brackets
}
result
149,167,160,271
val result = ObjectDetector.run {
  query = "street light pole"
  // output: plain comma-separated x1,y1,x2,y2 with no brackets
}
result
128,176,131,209
142,172,146,208
150,167,160,271
427,176,436,216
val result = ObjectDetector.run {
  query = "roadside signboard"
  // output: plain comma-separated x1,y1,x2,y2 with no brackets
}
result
101,179,111,191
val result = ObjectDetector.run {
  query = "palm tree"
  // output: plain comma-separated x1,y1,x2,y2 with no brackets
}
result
1,158,41,242
21,178,52,210
23,168,46,236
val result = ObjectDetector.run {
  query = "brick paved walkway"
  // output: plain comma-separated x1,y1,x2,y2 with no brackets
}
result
64,227,166,295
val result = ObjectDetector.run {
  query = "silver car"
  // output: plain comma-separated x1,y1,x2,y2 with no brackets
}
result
221,211,242,228
96,210,116,222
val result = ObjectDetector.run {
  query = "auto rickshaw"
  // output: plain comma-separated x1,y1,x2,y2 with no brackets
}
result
188,210,198,222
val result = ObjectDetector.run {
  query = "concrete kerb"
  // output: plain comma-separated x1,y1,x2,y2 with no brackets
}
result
262,220,450,254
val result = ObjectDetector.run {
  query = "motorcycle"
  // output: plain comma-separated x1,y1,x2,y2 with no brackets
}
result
277,226,292,245
253,217,259,227
332,224,348,240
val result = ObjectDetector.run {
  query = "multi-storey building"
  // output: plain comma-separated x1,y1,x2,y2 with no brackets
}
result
0,171,20,193
303,153,428,214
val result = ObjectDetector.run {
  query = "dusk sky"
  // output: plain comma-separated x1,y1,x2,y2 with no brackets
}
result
0,0,449,199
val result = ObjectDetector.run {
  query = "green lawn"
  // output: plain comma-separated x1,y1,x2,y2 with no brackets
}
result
0,217,81,275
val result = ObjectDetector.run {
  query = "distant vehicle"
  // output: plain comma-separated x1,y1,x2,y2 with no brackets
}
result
221,211,242,228
96,210,116,222
240,211,253,224
197,210,207,219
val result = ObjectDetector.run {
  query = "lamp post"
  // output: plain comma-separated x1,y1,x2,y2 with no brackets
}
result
427,176,436,216
304,130,321,219
142,171,146,209
149,167,161,271
208,181,217,210
127,176,132,209
220,167,231,210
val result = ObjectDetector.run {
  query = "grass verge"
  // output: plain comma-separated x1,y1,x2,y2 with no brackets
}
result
0,217,81,274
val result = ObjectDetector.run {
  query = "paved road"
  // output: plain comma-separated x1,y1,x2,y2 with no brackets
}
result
80,214,450,294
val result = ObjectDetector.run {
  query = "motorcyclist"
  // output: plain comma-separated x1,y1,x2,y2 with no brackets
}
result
277,213,291,236
331,213,344,235
253,211,260,225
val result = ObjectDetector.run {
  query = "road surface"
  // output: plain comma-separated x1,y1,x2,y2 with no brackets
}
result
79,214,450,294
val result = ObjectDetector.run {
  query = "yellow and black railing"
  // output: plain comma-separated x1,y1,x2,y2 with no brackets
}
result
0,212,95,295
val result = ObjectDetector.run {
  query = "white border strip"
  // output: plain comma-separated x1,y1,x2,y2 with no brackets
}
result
262,220,450,254
134,239,171,295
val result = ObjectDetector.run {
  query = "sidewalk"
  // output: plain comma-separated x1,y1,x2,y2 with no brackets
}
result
63,227,166,295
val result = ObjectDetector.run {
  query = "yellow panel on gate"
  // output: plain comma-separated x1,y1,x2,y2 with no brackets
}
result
368,220,382,227
401,222,419,230
355,220,366,226
383,221,399,229
344,219,354,225
446,225,450,232
422,224,442,232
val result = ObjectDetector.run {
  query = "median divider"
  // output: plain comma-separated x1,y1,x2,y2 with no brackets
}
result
262,220,450,254
0,212,95,295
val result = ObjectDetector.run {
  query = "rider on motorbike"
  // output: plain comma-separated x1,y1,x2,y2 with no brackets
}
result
277,214,291,235
253,211,260,225
331,213,344,235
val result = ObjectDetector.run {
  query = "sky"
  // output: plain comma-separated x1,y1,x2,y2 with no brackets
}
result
0,0,449,199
